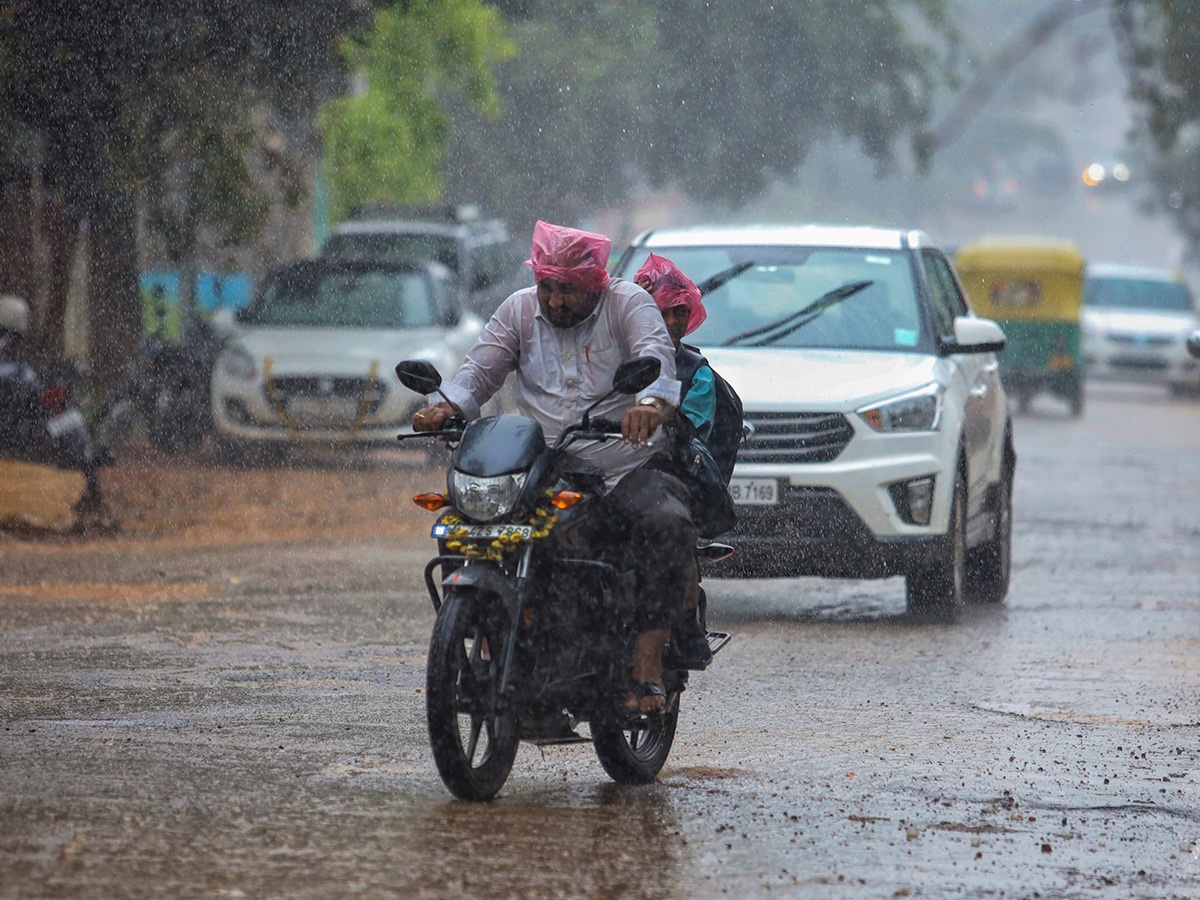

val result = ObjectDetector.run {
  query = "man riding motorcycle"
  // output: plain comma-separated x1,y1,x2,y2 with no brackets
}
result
412,220,695,713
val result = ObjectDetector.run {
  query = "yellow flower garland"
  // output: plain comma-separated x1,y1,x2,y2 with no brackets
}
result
439,492,559,561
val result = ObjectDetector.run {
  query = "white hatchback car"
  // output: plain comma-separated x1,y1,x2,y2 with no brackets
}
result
614,225,1014,621
1082,264,1200,395
211,258,483,457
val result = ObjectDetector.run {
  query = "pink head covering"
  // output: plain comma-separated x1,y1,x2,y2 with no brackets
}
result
526,220,611,293
635,253,706,335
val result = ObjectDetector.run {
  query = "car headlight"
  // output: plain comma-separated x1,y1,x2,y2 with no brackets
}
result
449,470,528,522
220,346,257,381
857,384,943,432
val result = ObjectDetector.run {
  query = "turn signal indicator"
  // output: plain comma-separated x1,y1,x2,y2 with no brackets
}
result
413,492,448,510
549,491,583,510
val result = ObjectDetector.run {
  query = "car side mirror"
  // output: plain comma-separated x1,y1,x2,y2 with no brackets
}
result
395,360,443,395
939,317,1007,356
611,356,662,394
1188,330,1200,359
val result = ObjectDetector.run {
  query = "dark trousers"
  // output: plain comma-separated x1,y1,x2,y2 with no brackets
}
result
590,465,697,631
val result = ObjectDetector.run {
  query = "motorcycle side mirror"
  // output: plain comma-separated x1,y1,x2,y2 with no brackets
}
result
1188,330,1200,359
611,357,661,395
395,360,443,395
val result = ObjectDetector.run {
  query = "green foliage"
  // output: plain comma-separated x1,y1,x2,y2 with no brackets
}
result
320,0,513,220
442,0,957,227
1116,0,1200,250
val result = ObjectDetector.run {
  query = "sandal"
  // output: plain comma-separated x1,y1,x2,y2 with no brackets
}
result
624,680,666,714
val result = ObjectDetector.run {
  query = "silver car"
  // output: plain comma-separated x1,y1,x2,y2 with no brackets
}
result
1082,264,1200,395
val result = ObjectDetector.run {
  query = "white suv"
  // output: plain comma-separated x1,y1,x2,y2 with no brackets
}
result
613,225,1015,622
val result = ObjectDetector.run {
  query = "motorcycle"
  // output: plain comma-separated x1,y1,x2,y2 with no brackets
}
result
93,319,225,456
0,354,109,519
395,356,731,801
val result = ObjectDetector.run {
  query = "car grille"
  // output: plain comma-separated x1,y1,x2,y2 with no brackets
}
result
739,411,854,464
1107,333,1173,347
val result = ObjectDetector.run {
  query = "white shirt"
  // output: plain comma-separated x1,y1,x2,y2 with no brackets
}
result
438,279,681,486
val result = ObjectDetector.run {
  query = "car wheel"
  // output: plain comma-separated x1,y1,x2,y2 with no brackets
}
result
906,467,966,623
1066,378,1084,418
968,460,1013,605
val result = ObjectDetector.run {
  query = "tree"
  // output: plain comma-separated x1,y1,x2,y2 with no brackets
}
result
1113,0,1200,253
320,0,513,220
0,0,366,380
440,0,958,231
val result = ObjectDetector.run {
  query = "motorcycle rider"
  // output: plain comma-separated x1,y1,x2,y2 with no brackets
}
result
0,294,109,522
412,220,695,713
635,254,719,667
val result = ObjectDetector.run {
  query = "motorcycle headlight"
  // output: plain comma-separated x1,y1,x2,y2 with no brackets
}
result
857,383,943,432
449,470,528,522
220,346,257,381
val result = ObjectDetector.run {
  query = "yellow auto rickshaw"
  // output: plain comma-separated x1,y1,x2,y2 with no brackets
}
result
954,238,1086,416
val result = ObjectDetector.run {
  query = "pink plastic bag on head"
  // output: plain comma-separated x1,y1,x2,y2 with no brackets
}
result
635,253,706,335
526,220,612,293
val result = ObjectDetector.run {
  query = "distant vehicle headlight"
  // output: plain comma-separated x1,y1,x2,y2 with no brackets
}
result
857,384,943,432
449,470,527,522
221,346,257,381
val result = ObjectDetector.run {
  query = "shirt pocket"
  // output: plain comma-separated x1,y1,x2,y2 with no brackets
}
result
581,335,619,396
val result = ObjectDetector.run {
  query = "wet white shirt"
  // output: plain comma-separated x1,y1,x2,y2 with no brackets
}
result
437,279,681,486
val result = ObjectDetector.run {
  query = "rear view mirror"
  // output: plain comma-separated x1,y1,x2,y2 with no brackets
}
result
395,360,443,395
611,357,662,395
1188,330,1200,359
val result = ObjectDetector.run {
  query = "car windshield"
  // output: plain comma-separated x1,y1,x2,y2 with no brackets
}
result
244,267,436,328
1084,276,1194,312
624,246,924,350
321,232,462,274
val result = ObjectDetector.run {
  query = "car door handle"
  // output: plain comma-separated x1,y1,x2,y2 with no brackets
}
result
970,383,989,398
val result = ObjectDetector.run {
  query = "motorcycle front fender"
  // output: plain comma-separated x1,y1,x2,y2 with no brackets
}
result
441,563,519,621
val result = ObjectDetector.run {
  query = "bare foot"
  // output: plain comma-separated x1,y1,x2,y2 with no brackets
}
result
626,628,670,712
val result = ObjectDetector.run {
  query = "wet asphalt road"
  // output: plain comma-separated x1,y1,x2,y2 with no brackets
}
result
1,381,1198,899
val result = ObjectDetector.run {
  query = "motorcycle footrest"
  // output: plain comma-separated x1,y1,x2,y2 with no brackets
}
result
706,631,731,656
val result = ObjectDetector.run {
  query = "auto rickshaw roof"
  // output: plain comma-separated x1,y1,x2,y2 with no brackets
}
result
954,237,1085,275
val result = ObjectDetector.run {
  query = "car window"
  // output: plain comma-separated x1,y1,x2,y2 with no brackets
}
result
1084,276,1194,312
246,268,436,328
322,233,463,275
621,246,925,351
920,252,962,338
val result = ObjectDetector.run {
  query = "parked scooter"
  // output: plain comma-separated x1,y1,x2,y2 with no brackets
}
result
0,296,109,521
93,317,225,455
395,356,731,801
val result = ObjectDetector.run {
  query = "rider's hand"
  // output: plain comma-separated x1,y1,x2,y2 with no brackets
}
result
635,276,653,294
413,402,454,432
621,404,669,449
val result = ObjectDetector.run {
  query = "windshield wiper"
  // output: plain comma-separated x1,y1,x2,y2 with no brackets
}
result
721,280,874,347
697,261,755,296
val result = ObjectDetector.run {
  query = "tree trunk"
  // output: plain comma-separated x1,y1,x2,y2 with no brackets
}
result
86,188,142,387
37,196,81,371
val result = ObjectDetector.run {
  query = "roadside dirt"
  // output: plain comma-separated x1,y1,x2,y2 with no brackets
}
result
1,444,440,546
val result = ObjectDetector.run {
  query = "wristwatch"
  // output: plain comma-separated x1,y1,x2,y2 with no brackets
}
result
637,396,668,414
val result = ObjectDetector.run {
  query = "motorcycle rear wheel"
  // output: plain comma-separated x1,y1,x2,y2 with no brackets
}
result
591,700,679,785
426,590,519,801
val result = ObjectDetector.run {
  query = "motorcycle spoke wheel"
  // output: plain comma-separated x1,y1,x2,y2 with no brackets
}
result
426,592,518,801
591,702,679,785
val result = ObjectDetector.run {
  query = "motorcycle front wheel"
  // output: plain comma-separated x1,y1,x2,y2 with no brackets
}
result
591,699,679,785
425,589,519,801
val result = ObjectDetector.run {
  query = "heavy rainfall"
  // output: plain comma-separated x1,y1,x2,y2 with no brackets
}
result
2,1,1199,898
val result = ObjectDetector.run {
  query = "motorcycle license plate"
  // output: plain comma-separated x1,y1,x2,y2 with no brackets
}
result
431,523,534,540
729,477,778,506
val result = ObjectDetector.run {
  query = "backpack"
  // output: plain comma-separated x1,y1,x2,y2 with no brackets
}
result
675,344,743,483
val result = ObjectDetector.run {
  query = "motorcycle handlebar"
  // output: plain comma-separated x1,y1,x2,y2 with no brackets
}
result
587,417,623,434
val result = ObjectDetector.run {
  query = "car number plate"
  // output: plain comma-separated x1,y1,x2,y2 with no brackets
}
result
729,477,779,506
431,523,534,540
